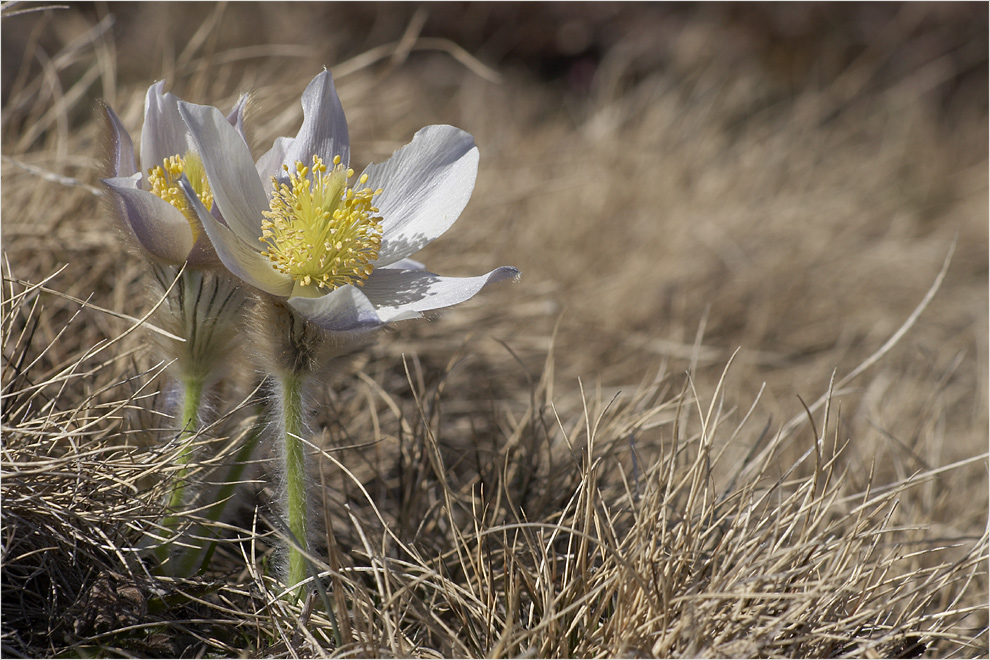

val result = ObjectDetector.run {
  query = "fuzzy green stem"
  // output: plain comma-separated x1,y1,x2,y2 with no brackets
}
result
170,375,205,507
280,371,309,601
173,423,263,577
155,374,205,567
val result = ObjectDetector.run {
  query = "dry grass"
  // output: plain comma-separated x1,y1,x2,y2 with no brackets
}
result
2,3,987,658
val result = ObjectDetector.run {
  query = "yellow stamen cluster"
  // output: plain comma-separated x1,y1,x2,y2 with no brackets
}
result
148,152,214,240
260,155,383,291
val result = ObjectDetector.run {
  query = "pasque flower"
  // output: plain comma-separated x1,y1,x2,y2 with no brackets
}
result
101,82,250,576
177,70,517,599
100,81,249,384
102,81,248,266
177,70,518,335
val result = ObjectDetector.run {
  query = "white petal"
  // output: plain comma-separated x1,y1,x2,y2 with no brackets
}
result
102,176,194,263
226,93,249,141
179,176,294,297
179,101,270,246
102,103,136,177
379,257,426,271
287,285,386,333
282,70,350,172
361,125,479,266
140,81,189,175
256,136,290,181
361,266,519,320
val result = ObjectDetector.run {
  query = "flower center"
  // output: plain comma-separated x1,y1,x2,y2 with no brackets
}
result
148,151,213,241
260,155,383,291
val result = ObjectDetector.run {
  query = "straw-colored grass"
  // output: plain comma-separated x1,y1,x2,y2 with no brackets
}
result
2,3,986,658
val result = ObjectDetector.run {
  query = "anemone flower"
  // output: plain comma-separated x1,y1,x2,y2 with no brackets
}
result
102,81,247,267
177,70,518,336
178,70,518,599
100,81,249,389
101,83,249,576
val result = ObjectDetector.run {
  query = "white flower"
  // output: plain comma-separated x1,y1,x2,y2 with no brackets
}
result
102,81,247,266
177,70,518,333
101,83,249,383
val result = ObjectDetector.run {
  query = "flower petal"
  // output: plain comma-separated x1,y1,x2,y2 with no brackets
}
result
257,71,350,183
287,285,389,333
140,81,190,176
178,176,294,297
179,100,269,245
282,70,350,173
379,257,426,271
102,103,136,177
361,266,520,321
361,125,479,266
226,93,249,141
102,175,194,263
255,135,291,182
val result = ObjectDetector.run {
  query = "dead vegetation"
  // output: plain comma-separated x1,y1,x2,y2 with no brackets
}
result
2,3,987,658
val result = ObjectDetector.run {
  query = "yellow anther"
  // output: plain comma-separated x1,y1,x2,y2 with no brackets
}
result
147,151,212,241
260,154,383,291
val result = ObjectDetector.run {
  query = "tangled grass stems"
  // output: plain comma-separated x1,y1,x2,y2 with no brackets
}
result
2,279,168,654
3,269,263,655
2,264,986,656
240,334,985,659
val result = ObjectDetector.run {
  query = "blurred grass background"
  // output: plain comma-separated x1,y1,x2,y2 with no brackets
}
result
4,0,985,489
2,2,987,657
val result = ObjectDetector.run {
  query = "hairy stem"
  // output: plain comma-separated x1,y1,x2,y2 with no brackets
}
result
279,370,309,601
155,374,205,568
171,375,205,507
